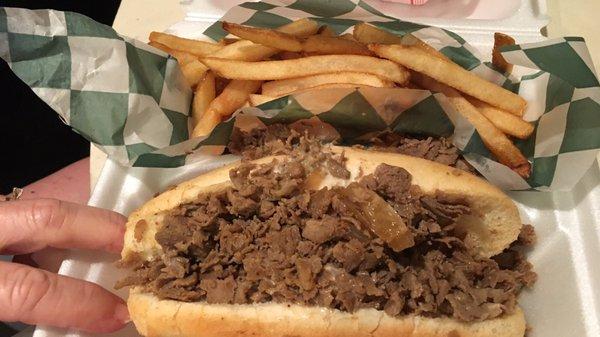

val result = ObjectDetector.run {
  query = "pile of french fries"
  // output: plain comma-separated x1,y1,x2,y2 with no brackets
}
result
148,20,534,178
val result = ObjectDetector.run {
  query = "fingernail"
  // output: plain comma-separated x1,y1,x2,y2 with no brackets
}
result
81,304,130,333
114,304,131,324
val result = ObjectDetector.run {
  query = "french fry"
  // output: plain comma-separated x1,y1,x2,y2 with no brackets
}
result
169,50,199,66
212,80,262,116
223,22,304,52
224,22,371,56
213,18,319,61
249,94,278,106
467,97,534,139
192,79,263,138
191,109,221,138
148,41,198,65
201,55,410,84
196,20,317,135
353,23,448,61
210,40,279,61
413,73,530,177
223,22,369,55
340,33,358,41
287,83,373,95
269,18,320,37
149,32,223,56
262,72,394,97
318,25,336,37
353,22,402,44
194,19,317,135
180,61,208,87
369,43,526,115
400,34,449,61
150,40,204,87
492,32,516,74
218,38,240,45
302,35,372,56
192,71,215,126
148,41,170,52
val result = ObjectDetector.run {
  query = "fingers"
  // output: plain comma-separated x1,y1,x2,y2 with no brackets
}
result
0,261,129,333
12,248,68,273
0,199,126,255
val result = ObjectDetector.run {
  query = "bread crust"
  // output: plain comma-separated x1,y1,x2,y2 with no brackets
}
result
122,147,526,337
128,289,526,337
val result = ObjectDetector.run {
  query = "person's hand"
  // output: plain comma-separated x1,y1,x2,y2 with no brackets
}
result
0,199,129,333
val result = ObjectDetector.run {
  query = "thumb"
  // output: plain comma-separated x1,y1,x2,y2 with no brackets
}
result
0,261,129,333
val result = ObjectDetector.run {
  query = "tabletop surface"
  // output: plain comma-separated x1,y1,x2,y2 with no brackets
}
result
90,0,600,190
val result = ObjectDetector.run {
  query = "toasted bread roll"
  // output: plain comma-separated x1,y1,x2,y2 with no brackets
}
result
122,146,525,337
128,289,526,337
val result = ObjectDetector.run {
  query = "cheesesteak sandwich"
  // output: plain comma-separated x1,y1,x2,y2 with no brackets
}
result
117,138,536,337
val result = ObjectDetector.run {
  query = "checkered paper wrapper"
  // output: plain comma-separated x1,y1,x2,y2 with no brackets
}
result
1,2,600,191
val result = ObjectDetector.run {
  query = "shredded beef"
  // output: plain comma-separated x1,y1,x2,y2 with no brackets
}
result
518,224,537,246
302,218,336,244
364,132,474,172
119,138,535,323
228,124,474,173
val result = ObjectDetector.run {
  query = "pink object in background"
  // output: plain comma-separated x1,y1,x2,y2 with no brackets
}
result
381,0,429,5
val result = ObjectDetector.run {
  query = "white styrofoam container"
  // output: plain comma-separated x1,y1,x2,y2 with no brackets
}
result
34,1,600,337
359,0,549,50
170,0,549,56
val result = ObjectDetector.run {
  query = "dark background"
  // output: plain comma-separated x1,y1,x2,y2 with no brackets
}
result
0,1,121,194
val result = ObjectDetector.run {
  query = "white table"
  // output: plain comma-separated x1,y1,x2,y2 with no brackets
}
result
90,0,600,190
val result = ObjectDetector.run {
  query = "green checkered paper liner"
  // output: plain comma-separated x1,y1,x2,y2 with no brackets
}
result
1,2,599,191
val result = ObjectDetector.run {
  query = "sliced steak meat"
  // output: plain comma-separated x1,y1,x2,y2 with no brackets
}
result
302,217,337,244
119,136,534,323
200,276,236,304
364,132,474,172
361,163,412,199
227,124,473,173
